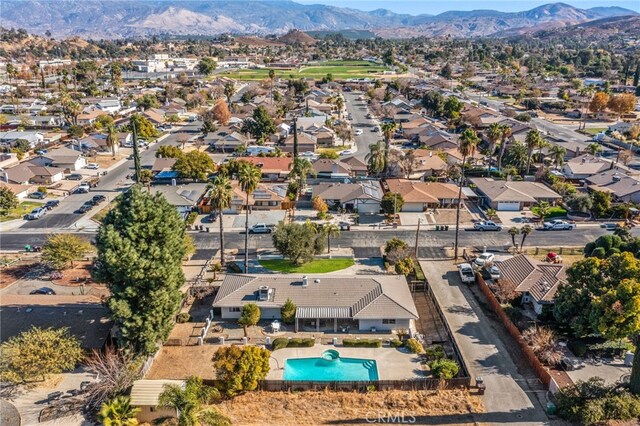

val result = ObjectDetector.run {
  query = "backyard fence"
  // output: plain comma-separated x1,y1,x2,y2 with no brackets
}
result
475,275,552,388
257,378,471,392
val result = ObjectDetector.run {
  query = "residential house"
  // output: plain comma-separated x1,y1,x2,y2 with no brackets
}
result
562,155,612,180
206,131,249,153
143,108,166,125
96,99,122,114
0,131,45,149
130,380,183,424
26,165,64,185
152,158,177,174
385,179,463,210
470,178,562,211
236,157,292,182
152,183,207,215
312,159,352,179
419,131,458,150
1,163,34,185
312,181,383,214
79,134,120,154
406,149,448,179
340,157,368,178
226,183,285,213
0,181,31,200
213,274,419,333
77,107,106,126
281,131,316,154
496,254,567,315
585,169,640,203
30,146,86,171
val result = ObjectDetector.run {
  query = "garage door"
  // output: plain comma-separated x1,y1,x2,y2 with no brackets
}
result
497,202,520,211
357,201,380,214
402,203,424,212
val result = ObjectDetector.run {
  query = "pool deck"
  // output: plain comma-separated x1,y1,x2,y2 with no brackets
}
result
267,344,425,380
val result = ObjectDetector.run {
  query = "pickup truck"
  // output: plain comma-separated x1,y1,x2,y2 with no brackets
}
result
248,223,272,234
458,263,476,284
473,221,502,231
24,207,47,220
543,219,576,231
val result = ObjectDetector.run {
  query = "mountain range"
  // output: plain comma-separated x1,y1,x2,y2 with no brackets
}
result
1,0,638,39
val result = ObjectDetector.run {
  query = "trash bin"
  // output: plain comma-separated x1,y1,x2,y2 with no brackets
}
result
546,402,557,415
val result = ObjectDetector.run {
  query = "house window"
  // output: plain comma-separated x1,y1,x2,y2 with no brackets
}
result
229,307,241,313
382,319,396,324
150,407,156,412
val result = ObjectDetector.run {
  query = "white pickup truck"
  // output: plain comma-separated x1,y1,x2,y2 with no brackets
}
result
458,263,476,284
543,219,576,231
248,223,272,234
474,220,502,231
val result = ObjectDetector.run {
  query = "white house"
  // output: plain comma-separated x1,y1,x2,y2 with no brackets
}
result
30,146,87,171
0,131,45,149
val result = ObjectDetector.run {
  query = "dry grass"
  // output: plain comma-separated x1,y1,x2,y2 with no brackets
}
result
145,346,219,380
217,389,483,425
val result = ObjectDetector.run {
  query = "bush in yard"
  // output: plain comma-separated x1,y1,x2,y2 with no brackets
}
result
343,339,382,348
42,234,93,270
238,303,261,337
405,338,424,354
384,238,407,255
567,340,588,357
395,257,415,276
424,344,446,361
522,326,562,366
280,298,296,325
590,247,606,259
176,313,191,323
555,377,640,425
271,338,315,350
428,359,459,379
212,345,270,396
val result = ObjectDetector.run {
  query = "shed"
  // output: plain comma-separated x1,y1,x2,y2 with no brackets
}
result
130,379,184,423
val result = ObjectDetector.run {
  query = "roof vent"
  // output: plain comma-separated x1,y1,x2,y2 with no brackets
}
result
258,286,270,301
302,276,308,287
612,175,621,182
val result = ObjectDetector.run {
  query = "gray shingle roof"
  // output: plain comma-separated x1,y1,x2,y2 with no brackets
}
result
213,274,418,320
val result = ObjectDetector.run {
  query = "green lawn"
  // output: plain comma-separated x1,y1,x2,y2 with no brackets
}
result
582,127,607,136
0,201,42,222
531,206,567,219
218,60,389,81
259,258,354,273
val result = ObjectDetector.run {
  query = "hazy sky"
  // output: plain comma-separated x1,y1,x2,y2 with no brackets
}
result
295,1,640,14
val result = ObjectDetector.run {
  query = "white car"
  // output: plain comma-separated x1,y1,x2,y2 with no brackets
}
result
485,264,501,280
458,263,476,284
86,163,99,170
354,129,363,136
339,150,354,156
474,253,495,267
76,183,91,194
543,219,576,231
473,221,502,231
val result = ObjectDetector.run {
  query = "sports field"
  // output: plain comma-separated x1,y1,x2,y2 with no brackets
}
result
217,60,389,80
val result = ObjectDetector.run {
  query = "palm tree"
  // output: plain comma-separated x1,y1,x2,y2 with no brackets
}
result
105,125,119,159
525,129,543,175
496,124,512,172
380,121,397,175
139,169,153,193
323,223,341,255
486,123,503,176
548,145,567,169
508,227,520,247
288,158,315,220
366,141,385,176
98,396,140,426
268,69,276,104
586,143,603,156
520,224,533,251
238,163,261,272
454,128,480,260
208,176,233,266
158,376,222,426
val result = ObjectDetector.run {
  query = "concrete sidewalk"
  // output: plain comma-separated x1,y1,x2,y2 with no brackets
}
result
419,260,553,426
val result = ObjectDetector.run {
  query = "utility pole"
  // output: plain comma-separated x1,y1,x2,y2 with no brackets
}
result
131,117,142,183
394,193,397,225
292,116,298,160
414,219,421,259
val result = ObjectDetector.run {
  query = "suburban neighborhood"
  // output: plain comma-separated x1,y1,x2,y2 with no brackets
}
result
1,1,640,425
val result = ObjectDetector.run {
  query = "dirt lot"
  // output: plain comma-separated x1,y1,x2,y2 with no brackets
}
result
217,389,483,425
0,259,39,289
146,346,219,380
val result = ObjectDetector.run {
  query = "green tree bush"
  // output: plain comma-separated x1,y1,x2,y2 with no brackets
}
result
428,359,460,379
280,298,296,324
212,346,270,396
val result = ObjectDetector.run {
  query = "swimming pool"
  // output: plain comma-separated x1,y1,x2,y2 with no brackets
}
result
283,350,379,381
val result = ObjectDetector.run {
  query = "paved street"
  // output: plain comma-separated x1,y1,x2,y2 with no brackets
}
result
420,260,551,425
343,91,380,160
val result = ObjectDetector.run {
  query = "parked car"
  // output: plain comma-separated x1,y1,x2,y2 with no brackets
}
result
30,287,56,295
66,173,83,180
248,223,272,234
338,221,351,231
473,220,502,231
458,263,476,283
354,129,363,136
24,207,47,220
75,183,91,194
44,200,60,210
474,252,495,267
485,264,501,280
339,150,354,156
28,191,47,200
560,357,585,371
601,222,622,230
76,204,93,214
86,163,99,170
365,113,373,119
90,195,106,205
543,219,576,230
208,211,219,222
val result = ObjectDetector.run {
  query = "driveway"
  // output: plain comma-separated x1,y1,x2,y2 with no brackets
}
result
419,260,552,425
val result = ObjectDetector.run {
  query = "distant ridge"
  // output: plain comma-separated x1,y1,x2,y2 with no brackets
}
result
1,1,637,39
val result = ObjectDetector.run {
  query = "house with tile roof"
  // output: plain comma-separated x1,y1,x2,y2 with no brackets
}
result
385,179,463,211
561,154,612,180
312,181,383,214
236,157,292,182
496,254,567,315
585,169,640,203
470,178,561,211
213,274,419,333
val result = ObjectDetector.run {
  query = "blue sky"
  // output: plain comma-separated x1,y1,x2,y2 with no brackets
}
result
295,1,640,14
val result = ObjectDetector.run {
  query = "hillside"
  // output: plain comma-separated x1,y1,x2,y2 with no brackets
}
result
1,1,637,39
277,30,316,45
512,15,640,42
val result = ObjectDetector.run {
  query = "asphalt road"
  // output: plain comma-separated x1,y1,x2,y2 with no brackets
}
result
0,226,619,253
343,91,380,160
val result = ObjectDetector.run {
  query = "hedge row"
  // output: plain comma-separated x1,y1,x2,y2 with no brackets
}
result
343,339,382,348
272,337,315,350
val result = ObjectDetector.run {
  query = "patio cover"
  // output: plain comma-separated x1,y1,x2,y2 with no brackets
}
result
296,307,351,319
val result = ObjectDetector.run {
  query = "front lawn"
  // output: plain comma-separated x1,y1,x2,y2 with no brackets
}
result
581,127,607,136
0,201,42,222
259,258,354,273
531,206,567,219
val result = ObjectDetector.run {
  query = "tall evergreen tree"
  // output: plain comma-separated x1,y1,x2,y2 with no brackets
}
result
94,186,187,355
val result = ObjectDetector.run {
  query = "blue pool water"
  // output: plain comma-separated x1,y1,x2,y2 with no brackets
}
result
284,352,378,381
